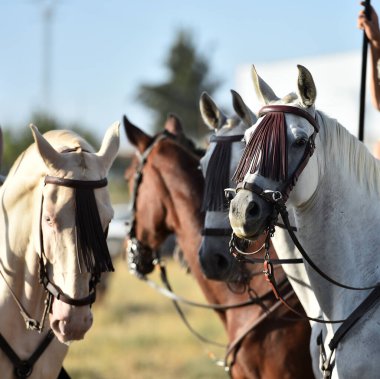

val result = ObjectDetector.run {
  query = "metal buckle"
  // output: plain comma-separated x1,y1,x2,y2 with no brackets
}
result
224,188,236,203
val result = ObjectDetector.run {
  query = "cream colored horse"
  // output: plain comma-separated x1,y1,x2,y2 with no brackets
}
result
0,123,119,379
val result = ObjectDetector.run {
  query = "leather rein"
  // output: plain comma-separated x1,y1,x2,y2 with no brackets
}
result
234,104,380,378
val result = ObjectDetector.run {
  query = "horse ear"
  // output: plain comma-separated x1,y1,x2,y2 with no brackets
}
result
199,91,227,130
230,89,257,127
251,65,279,105
123,115,153,153
164,113,184,136
96,121,120,172
297,65,317,107
30,124,67,170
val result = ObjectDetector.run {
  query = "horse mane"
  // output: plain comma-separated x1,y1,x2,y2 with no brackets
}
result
317,110,380,197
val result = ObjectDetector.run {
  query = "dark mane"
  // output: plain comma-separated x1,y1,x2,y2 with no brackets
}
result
202,138,233,211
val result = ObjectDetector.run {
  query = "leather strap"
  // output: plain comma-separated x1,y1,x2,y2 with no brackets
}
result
44,176,107,189
201,228,232,237
209,134,244,143
258,105,319,132
0,330,55,378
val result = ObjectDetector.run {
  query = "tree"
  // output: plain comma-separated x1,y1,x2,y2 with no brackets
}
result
137,29,221,140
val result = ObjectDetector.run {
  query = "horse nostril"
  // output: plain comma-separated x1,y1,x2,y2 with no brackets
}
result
216,253,229,271
246,202,259,218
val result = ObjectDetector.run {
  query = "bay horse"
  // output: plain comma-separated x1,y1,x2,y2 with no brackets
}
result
199,90,323,378
0,123,119,379
229,64,380,379
124,114,315,379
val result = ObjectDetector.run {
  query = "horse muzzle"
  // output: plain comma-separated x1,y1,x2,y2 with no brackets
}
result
50,298,93,344
126,238,156,278
229,189,274,240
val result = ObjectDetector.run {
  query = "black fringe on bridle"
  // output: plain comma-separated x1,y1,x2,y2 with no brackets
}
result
202,140,232,211
75,188,114,273
232,112,288,183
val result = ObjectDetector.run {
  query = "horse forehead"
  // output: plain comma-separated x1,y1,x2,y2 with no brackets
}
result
245,112,314,141
284,113,315,136
59,152,106,180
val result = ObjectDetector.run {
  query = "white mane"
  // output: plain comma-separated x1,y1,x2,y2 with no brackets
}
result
316,110,380,197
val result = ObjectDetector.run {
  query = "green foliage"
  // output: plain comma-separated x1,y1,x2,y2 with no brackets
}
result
137,29,221,140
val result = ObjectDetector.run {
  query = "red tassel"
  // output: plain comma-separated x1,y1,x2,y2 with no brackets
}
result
233,112,288,183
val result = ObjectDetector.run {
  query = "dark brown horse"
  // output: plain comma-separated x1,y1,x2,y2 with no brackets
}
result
123,114,315,379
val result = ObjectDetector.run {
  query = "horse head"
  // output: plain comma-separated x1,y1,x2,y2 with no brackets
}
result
198,91,256,283
124,115,203,278
30,123,119,344
229,65,320,240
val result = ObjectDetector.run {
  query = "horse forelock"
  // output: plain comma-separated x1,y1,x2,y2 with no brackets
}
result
43,130,95,154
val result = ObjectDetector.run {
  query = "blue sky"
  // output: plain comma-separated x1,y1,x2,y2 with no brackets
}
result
0,0,375,151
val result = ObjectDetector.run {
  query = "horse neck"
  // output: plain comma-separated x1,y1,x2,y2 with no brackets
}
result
0,171,47,334
293,117,380,316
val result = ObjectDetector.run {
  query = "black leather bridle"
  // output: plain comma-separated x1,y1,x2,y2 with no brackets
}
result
125,133,168,278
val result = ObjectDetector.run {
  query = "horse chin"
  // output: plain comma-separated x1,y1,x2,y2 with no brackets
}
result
232,227,265,242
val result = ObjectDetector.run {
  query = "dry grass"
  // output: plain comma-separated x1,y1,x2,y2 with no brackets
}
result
63,258,228,379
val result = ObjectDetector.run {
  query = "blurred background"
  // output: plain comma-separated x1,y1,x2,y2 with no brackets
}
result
1,1,380,378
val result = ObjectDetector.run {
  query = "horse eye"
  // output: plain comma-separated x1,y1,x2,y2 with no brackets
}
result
294,137,308,147
45,216,54,226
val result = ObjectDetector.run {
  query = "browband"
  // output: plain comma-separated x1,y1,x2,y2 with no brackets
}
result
259,105,319,132
209,134,244,143
44,176,108,189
